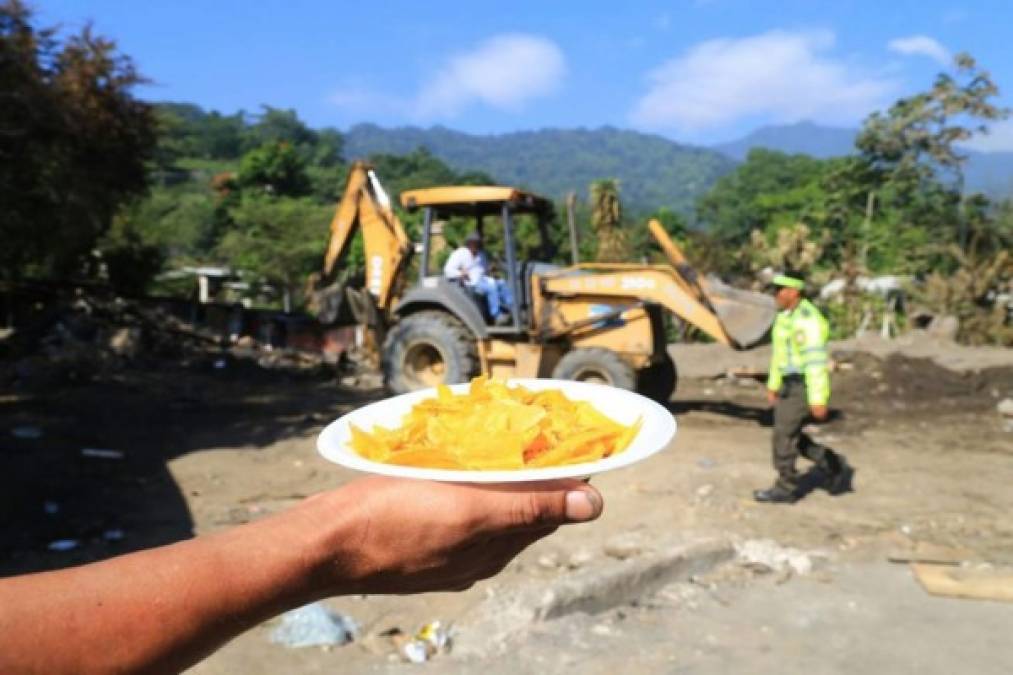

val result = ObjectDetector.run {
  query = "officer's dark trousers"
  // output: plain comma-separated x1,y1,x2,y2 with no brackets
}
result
772,378,839,491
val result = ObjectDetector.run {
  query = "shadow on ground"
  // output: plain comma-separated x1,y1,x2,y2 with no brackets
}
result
0,353,382,577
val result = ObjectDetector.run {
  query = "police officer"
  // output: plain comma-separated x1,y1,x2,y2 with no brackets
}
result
754,272,854,504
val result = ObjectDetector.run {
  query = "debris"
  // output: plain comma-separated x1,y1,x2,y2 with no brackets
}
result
269,602,358,648
213,358,227,370
735,539,822,576
47,539,79,552
998,398,1013,417
108,327,142,358
81,448,124,460
11,425,43,440
399,621,452,663
696,457,716,470
912,563,1013,603
43,501,59,515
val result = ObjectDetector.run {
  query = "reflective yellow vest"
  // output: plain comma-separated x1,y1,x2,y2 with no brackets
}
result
766,298,831,405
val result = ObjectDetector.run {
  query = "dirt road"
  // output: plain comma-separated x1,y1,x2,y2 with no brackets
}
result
2,341,1011,673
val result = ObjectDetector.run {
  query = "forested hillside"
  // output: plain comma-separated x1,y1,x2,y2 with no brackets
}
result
344,124,735,213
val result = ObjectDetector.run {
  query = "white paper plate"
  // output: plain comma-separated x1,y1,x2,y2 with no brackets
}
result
316,378,676,483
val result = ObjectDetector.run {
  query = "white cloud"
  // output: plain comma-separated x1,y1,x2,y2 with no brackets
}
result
414,34,566,118
961,119,1013,152
630,30,897,133
887,35,951,65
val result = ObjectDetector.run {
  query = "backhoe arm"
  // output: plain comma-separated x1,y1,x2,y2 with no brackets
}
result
541,266,736,347
321,161,410,310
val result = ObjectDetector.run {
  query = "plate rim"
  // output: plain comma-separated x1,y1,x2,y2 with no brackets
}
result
316,378,676,483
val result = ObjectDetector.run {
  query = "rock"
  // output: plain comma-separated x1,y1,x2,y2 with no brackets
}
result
567,549,595,569
926,315,959,341
735,539,824,576
603,534,648,560
108,327,142,358
537,553,562,569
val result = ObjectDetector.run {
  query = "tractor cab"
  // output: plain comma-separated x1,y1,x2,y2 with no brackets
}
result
400,186,557,336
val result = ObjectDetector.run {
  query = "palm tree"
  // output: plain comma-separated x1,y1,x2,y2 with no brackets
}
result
590,179,628,262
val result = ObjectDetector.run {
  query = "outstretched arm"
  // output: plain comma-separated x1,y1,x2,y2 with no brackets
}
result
0,477,602,675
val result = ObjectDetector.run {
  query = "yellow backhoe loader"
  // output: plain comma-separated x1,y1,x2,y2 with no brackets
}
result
309,161,775,400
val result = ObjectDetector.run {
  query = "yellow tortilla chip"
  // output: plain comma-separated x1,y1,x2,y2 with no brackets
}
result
350,378,640,470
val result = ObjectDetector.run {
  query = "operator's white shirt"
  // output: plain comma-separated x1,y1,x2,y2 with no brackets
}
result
443,247,487,284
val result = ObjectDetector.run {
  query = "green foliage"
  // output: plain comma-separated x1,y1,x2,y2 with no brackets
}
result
237,142,312,197
696,149,832,248
1,0,157,280
215,194,333,297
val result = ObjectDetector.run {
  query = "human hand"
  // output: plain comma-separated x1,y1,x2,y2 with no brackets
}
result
302,477,603,595
767,389,779,406
809,404,828,421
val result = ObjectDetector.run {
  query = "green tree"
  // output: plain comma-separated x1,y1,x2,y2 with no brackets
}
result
215,195,333,308
1,0,157,281
237,142,312,197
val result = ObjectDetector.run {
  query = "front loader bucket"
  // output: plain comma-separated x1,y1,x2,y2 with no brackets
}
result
703,276,776,348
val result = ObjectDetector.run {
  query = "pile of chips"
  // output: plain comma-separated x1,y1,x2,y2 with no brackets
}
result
350,377,641,470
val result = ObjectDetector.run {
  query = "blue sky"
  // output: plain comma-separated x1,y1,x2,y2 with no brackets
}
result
40,0,1013,149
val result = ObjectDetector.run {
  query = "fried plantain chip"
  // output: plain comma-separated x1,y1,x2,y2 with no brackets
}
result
350,379,640,470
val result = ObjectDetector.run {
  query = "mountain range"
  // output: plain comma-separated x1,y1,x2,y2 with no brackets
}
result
345,121,1013,212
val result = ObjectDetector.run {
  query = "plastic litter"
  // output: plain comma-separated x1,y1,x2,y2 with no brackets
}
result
48,539,79,552
43,501,60,515
696,457,716,469
399,621,452,663
81,448,125,460
103,529,125,541
11,425,43,440
270,603,357,648
213,358,227,370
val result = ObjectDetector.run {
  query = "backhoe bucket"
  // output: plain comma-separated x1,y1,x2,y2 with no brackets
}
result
703,276,776,348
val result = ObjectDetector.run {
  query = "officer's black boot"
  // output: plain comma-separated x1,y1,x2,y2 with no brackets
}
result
826,453,855,495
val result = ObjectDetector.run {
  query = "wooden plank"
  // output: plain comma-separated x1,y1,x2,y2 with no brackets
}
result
912,563,1013,603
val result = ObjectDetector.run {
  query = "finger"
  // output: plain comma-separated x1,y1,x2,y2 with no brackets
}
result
474,483,604,533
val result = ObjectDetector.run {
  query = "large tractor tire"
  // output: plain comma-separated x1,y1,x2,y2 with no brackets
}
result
551,347,636,391
636,354,678,403
382,311,479,394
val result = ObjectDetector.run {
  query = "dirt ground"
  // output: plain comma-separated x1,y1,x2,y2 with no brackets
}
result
2,338,1012,673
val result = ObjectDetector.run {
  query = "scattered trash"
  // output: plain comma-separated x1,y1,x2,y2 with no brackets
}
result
81,448,125,460
696,457,716,470
399,621,452,663
213,358,227,370
48,539,79,552
103,529,125,541
11,425,43,440
270,602,358,648
43,501,60,515
736,539,822,576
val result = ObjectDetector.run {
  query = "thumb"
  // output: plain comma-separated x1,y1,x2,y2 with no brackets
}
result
479,482,604,532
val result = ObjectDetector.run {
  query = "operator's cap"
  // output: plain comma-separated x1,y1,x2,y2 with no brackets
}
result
770,272,806,290
464,231,482,244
